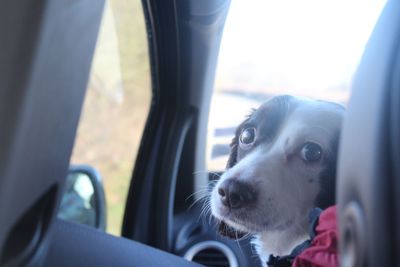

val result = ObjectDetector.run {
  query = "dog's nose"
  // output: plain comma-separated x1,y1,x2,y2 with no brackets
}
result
217,179,255,209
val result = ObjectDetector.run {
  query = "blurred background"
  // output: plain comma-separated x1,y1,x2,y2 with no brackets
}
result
70,0,151,235
70,0,386,235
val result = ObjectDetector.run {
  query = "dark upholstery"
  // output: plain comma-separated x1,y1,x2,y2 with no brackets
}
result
45,219,202,267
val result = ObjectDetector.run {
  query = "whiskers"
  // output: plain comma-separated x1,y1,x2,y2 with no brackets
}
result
186,176,219,224
234,228,247,258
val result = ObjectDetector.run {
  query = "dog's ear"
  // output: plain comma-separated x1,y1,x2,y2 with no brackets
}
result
314,104,345,209
315,130,341,209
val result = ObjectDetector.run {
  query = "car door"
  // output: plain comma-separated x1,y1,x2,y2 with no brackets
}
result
0,0,105,265
337,0,400,266
0,0,220,266
121,0,230,245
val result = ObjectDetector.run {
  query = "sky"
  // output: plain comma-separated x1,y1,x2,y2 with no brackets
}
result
215,0,387,100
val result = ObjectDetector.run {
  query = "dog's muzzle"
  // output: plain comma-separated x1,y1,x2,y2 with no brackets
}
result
216,179,255,240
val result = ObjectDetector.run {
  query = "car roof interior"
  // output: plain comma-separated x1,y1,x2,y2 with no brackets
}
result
0,0,399,266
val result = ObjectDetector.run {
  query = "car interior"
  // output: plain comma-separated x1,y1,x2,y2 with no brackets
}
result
0,0,399,267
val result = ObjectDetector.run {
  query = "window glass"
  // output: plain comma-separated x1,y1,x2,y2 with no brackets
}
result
207,0,386,172
70,0,151,235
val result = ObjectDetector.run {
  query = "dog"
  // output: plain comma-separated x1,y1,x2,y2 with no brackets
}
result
209,95,344,265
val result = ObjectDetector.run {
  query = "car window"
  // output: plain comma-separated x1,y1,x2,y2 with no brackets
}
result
207,0,386,172
70,0,151,235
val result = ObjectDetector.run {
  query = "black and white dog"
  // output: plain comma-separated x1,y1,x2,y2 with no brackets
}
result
210,95,344,264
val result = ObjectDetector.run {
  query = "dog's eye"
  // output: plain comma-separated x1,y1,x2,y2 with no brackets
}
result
301,143,322,162
239,127,256,146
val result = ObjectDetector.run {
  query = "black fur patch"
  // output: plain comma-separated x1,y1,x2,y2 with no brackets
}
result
314,130,341,209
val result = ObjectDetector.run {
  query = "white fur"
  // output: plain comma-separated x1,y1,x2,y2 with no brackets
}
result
252,227,309,266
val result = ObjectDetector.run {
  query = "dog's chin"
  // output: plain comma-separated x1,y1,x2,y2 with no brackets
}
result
217,221,248,239
222,216,267,233
212,205,266,238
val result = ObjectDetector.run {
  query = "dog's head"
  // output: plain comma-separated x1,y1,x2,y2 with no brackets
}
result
210,95,344,238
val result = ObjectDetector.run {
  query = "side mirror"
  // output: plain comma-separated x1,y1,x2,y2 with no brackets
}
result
58,165,107,231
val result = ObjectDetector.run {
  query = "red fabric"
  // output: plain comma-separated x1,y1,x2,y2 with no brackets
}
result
292,206,339,267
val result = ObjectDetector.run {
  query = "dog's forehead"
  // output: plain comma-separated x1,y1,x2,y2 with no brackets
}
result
250,97,343,128
243,97,343,153
289,100,344,130
248,96,292,125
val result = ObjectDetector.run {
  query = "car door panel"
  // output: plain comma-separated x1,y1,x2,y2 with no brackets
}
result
0,0,104,265
337,1,400,266
122,0,231,251
45,219,202,267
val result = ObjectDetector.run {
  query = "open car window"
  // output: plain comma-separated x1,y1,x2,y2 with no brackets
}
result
206,0,386,172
